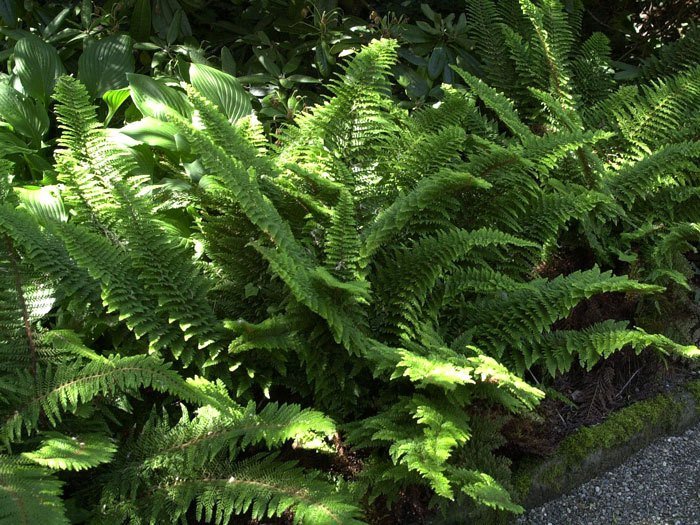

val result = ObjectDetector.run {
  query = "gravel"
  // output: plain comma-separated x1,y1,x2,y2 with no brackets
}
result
517,423,700,525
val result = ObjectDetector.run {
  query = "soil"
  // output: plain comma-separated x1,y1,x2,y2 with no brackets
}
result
501,349,695,458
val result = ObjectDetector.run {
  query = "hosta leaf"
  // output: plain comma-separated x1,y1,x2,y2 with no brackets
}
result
0,83,49,146
189,63,252,123
102,87,131,125
119,117,182,151
79,34,134,98
0,128,34,156
14,185,67,225
128,73,191,120
12,34,65,105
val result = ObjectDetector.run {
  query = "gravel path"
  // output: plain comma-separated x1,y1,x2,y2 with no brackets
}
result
517,423,700,525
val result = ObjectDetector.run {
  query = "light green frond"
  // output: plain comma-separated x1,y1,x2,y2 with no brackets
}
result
138,454,365,525
453,66,533,140
466,267,664,363
361,169,491,265
0,456,68,525
22,432,116,471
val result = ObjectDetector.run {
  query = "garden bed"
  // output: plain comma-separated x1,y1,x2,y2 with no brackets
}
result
512,377,700,509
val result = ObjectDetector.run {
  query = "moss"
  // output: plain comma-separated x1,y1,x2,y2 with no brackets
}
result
514,391,685,501
557,393,682,465
537,459,566,490
685,379,700,406
511,459,537,500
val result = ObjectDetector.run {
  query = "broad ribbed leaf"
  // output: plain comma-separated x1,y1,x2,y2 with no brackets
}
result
120,117,181,151
102,87,131,124
0,83,49,146
189,63,252,123
79,35,134,98
128,73,191,120
12,35,65,105
14,185,67,225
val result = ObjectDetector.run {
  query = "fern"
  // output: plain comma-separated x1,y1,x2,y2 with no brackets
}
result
0,14,698,522
0,456,68,525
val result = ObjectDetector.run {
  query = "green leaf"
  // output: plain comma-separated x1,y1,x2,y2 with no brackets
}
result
12,34,65,105
315,40,334,78
0,83,49,146
130,0,152,42
189,63,252,124
0,128,34,156
42,7,71,39
119,117,181,151
22,432,117,471
166,8,182,45
428,46,448,80
127,73,191,120
15,185,67,225
78,35,134,98
102,87,131,125
221,46,236,76
0,0,20,29
0,456,69,525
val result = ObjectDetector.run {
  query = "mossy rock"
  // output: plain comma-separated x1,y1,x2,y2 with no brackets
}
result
513,379,700,509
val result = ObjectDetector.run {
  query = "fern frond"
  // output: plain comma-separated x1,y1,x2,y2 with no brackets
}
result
453,66,533,140
53,77,223,362
325,188,361,280
22,432,116,471
1,353,209,442
607,141,700,208
519,0,575,102
601,67,700,157
640,24,700,79
570,33,615,104
465,267,664,364
465,0,517,93
0,456,68,525
382,227,537,335
361,169,491,265
530,319,700,376
134,454,365,525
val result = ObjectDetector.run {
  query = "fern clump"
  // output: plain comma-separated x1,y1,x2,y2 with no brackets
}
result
0,4,698,523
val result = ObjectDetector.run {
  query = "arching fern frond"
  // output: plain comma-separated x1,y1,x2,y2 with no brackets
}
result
0,456,68,525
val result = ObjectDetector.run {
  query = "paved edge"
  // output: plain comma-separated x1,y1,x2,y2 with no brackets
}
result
513,379,700,510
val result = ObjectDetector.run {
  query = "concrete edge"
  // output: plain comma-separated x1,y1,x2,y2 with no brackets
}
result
513,379,700,510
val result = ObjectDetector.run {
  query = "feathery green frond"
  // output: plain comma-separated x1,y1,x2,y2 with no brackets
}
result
0,456,68,525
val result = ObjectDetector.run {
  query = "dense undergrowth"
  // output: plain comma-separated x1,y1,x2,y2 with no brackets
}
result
0,1,699,524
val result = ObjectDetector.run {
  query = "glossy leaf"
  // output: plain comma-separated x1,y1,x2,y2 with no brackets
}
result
127,73,191,120
120,117,181,151
79,35,134,98
12,35,65,105
428,46,448,80
0,84,49,146
14,185,67,225
189,63,252,123
0,128,33,156
102,87,131,125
